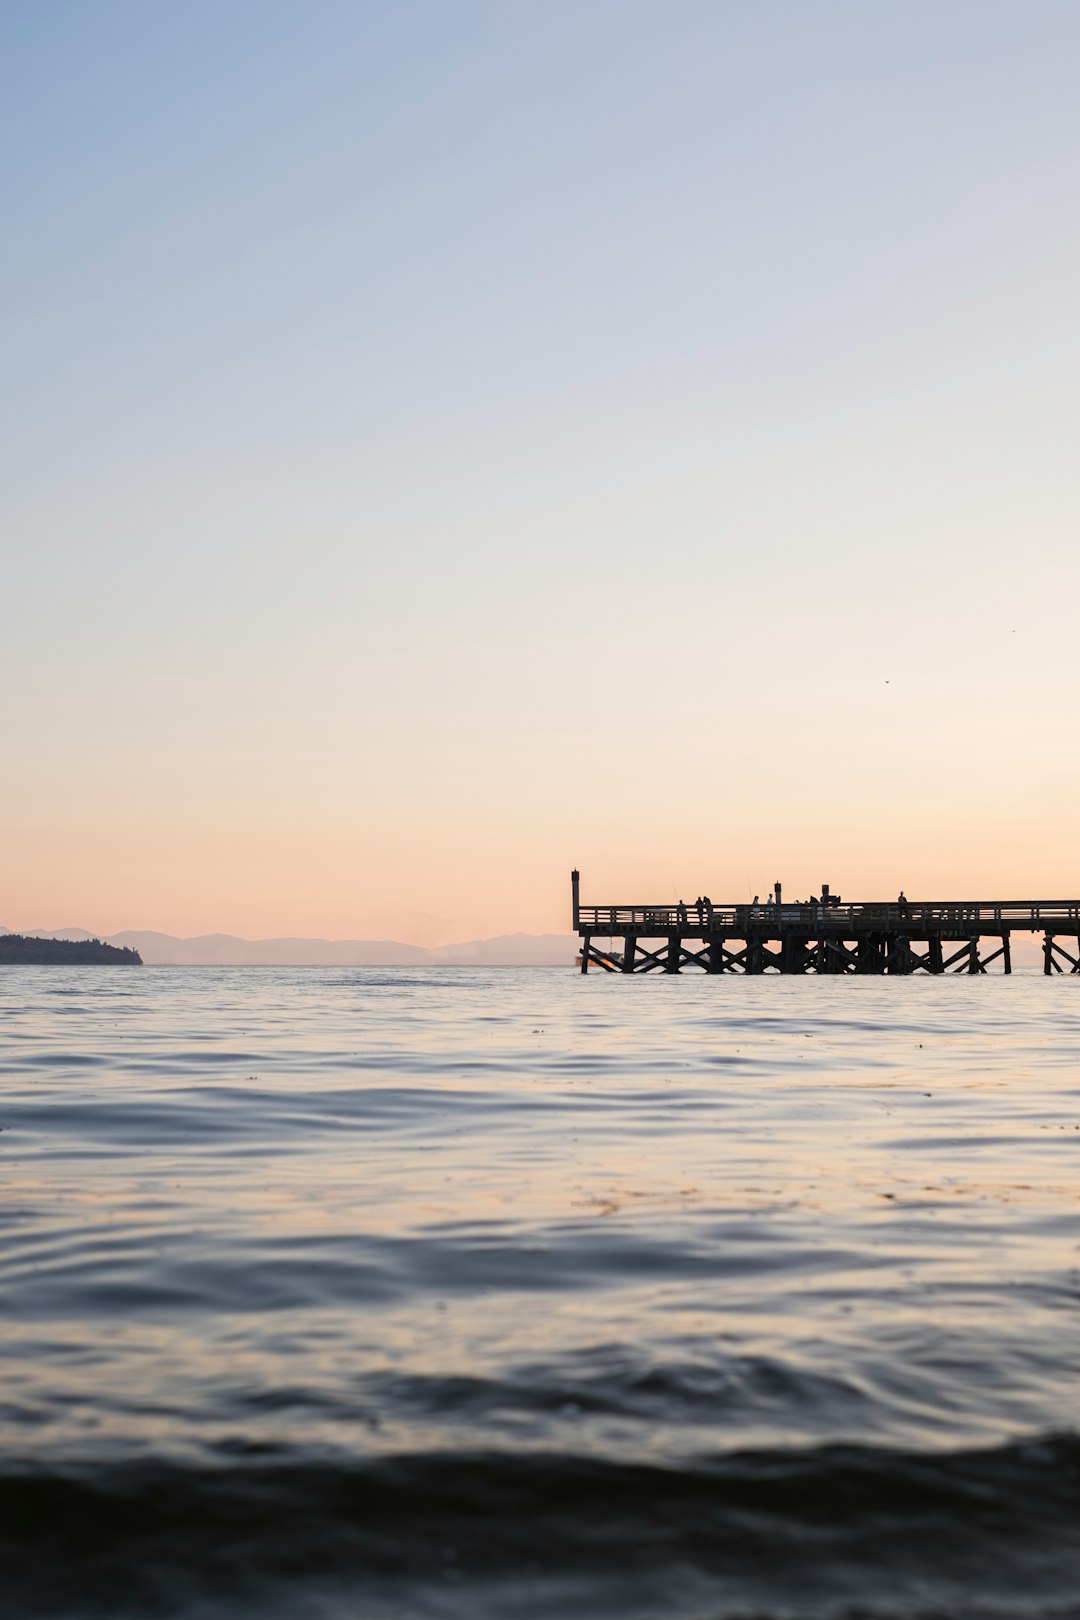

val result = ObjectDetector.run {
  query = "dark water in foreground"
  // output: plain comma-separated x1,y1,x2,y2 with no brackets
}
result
1,966,1078,1618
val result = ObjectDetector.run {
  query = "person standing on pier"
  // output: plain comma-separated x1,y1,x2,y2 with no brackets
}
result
898,891,910,920
703,895,714,926
677,900,688,927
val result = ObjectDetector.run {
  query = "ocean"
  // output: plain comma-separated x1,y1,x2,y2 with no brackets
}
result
1,965,1078,1618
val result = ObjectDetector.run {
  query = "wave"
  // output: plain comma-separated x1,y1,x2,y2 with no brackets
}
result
4,1435,1080,1618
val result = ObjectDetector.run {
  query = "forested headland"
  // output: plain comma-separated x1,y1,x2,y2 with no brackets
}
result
0,935,143,965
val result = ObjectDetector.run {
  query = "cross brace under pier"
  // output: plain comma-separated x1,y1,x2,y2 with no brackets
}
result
577,931,1020,975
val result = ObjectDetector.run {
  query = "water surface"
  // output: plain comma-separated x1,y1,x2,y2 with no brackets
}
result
1,967,1078,1617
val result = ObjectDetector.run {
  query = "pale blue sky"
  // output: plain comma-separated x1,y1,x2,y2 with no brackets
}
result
3,2,1079,936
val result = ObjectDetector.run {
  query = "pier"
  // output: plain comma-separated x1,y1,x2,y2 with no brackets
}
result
571,873,1080,975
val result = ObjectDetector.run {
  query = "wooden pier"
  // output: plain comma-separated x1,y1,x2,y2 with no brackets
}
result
571,873,1080,976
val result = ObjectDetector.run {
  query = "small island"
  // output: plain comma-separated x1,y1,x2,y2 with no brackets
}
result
0,935,143,966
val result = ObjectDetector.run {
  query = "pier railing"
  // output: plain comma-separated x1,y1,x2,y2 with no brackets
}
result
577,901,1080,933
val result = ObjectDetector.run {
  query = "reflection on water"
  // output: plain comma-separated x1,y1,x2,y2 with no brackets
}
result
1,967,1079,1617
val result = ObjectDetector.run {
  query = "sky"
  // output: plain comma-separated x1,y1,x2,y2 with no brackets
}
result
3,1,1079,943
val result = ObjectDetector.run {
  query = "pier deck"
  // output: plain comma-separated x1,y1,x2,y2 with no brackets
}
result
570,874,1080,975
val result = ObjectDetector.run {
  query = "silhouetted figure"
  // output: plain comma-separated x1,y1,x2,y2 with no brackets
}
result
695,896,705,927
677,900,688,927
703,895,714,925
898,890,910,920
751,894,759,920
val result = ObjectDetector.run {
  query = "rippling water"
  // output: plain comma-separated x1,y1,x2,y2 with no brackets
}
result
1,965,1079,1617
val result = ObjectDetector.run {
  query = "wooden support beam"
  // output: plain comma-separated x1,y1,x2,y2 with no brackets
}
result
622,935,636,974
945,940,980,973
1002,933,1011,974
665,934,681,974
1048,937,1080,970
710,939,748,973
893,938,932,973
580,938,619,973
928,936,944,974
819,937,858,973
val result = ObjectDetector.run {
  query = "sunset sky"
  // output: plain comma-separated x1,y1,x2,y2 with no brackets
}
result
4,2,1079,943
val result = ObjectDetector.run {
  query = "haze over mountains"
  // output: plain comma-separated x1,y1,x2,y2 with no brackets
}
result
0,927,578,966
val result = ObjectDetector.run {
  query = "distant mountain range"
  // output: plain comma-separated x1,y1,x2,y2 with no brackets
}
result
0,927,578,966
